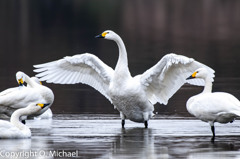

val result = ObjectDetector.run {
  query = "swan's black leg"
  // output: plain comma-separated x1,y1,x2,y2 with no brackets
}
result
120,112,125,128
144,121,148,128
22,120,26,125
211,125,215,142
122,119,125,128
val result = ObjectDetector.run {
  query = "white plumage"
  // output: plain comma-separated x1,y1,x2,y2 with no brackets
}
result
0,72,54,118
29,77,53,119
0,103,47,139
186,68,240,141
34,30,214,128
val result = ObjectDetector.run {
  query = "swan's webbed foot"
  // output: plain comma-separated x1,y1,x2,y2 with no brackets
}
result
144,121,148,128
122,120,125,128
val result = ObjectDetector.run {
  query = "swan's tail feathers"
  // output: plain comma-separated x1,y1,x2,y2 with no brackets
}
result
151,112,156,118
232,110,240,117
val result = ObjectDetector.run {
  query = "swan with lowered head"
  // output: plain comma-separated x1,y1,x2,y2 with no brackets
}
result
28,77,53,119
0,71,54,119
186,68,240,141
0,103,49,138
34,30,214,128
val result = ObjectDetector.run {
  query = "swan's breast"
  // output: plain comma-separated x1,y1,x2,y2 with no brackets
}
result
186,95,198,115
109,84,153,121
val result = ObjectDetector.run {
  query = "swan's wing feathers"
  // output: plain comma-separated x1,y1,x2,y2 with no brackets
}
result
34,53,114,102
0,87,18,96
0,121,29,138
0,121,20,138
185,60,215,85
140,53,215,105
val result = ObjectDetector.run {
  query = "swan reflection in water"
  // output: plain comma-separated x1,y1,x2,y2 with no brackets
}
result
1,116,240,158
0,119,53,159
107,126,240,159
187,139,240,159
0,138,54,159
109,128,168,159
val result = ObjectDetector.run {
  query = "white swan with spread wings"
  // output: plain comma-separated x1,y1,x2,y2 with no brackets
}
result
34,30,214,128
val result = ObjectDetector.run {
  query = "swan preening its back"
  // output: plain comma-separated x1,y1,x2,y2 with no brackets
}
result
34,30,214,128
0,103,49,138
0,71,54,119
186,68,240,141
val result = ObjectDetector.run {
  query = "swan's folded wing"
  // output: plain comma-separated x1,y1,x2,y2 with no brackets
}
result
0,87,40,110
139,53,215,105
0,121,19,138
33,53,114,102
0,87,18,96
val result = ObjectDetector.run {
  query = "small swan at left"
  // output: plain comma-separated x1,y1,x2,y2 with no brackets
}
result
0,103,49,139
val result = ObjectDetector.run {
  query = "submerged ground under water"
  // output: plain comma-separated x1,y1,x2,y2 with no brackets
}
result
0,114,240,159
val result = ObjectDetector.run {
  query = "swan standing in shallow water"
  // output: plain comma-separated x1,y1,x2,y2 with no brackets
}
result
0,72,54,119
0,103,49,138
34,30,214,128
186,68,240,141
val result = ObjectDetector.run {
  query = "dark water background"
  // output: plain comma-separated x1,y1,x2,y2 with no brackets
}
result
1,0,240,115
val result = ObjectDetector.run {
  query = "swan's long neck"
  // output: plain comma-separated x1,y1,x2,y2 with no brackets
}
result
24,74,37,88
114,35,131,77
10,107,30,131
202,77,213,94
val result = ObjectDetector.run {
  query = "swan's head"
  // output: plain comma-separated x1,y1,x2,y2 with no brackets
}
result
31,77,42,85
27,103,50,113
95,30,118,40
16,71,26,86
187,68,210,80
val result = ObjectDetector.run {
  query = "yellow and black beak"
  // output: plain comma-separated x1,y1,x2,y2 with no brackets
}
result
95,32,107,38
18,78,24,86
36,103,50,109
186,71,197,80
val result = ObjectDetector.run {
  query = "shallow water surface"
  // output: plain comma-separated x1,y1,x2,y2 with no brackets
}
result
0,114,240,159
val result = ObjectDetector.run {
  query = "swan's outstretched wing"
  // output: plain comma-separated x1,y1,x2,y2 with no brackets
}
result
33,53,114,102
139,53,215,105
